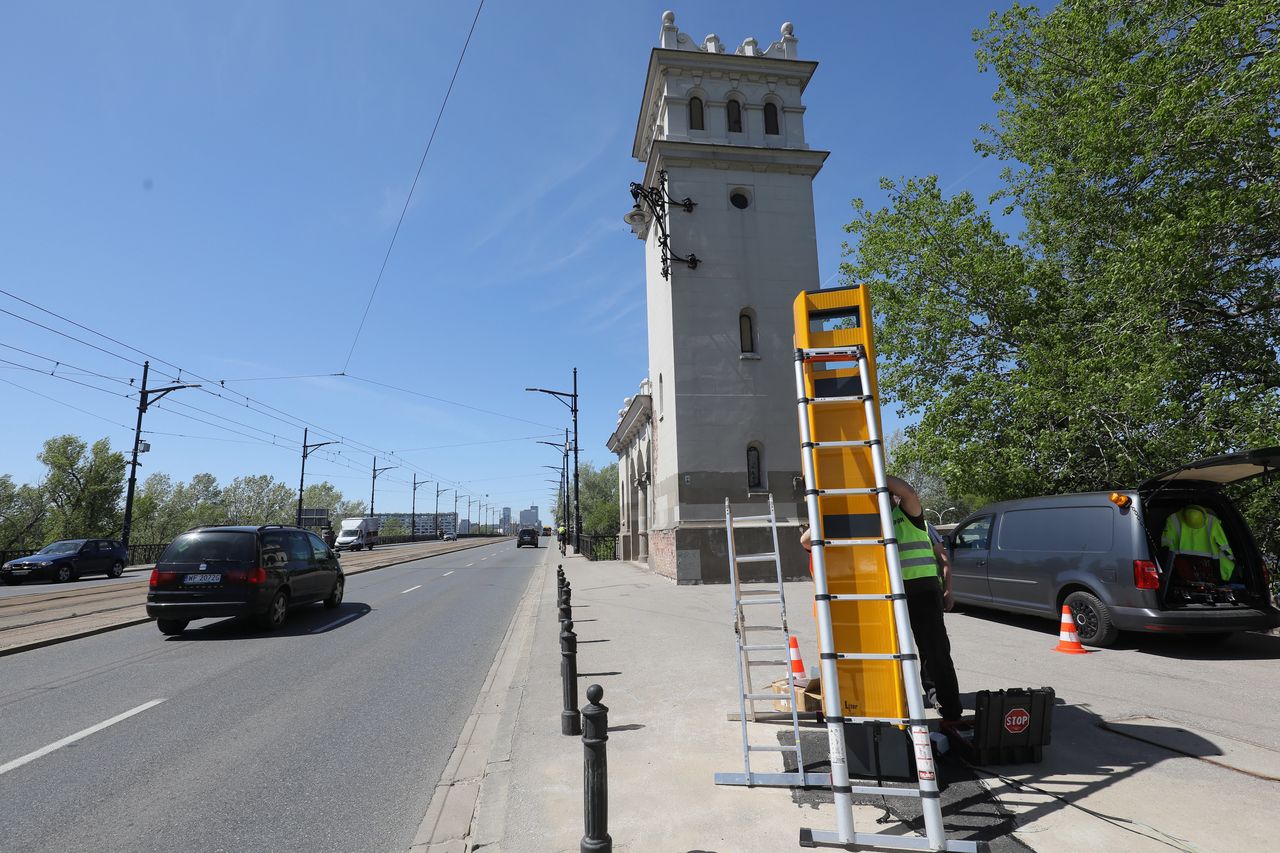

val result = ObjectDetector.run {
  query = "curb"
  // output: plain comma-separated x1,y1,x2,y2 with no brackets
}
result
410,545,551,852
0,538,510,659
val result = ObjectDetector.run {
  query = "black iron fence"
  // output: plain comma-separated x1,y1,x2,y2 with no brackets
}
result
577,535,617,562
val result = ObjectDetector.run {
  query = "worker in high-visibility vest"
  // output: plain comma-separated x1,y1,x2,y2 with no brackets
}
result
1161,505,1236,583
801,476,966,734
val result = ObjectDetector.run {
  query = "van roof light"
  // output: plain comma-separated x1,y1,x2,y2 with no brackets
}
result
1109,492,1131,508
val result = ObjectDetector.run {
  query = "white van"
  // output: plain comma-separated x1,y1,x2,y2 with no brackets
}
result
335,517,380,552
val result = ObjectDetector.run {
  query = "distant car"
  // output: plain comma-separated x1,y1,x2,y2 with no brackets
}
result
517,528,539,548
443,532,457,542
146,525,344,636
1,539,128,585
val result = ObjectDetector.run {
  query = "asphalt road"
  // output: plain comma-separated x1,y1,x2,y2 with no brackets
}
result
0,538,546,853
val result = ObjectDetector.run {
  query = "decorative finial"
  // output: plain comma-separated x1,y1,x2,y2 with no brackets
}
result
587,684,604,704
781,21,794,36
662,10,675,26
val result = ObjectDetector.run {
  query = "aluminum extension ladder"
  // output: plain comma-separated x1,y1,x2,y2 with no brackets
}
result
794,287,981,852
714,495,828,789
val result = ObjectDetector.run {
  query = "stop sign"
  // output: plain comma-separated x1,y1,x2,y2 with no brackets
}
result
1004,707,1031,734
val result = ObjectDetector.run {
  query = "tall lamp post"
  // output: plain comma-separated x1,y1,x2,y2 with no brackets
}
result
122,361,200,547
411,475,431,541
537,429,571,543
297,427,338,528
526,369,580,551
370,457,397,518
435,484,449,539
453,491,460,537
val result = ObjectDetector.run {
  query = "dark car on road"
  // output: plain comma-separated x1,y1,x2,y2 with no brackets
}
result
146,525,343,636
947,449,1280,647
1,539,128,585
516,528,539,548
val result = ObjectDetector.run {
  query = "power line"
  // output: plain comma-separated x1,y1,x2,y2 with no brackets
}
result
394,432,559,453
344,374,559,429
214,372,343,383
341,0,486,372
0,375,133,432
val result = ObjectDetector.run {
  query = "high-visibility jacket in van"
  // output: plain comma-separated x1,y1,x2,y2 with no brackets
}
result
893,506,940,581
1161,505,1235,581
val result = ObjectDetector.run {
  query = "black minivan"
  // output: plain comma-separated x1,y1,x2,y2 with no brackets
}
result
147,525,344,636
947,449,1280,646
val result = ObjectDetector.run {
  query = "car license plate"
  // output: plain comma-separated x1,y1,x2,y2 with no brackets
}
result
184,573,221,584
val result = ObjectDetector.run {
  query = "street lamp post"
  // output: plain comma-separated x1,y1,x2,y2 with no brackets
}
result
121,360,200,548
435,484,449,539
526,369,580,552
370,456,397,519
537,428,571,544
297,427,338,528
411,475,431,541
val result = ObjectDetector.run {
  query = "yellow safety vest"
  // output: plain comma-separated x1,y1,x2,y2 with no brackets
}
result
893,506,939,581
1161,506,1235,582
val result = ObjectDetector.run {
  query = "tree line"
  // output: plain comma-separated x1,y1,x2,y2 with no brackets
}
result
0,434,368,551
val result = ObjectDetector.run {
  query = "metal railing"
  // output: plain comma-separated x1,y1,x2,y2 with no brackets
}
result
577,535,617,562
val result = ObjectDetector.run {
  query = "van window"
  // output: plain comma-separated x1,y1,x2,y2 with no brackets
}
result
953,517,992,550
998,507,1113,553
160,531,256,565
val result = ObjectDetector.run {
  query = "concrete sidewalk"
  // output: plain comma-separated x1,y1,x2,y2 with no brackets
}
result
452,554,1016,852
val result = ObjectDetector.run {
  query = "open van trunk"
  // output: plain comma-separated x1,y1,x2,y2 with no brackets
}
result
1138,448,1280,613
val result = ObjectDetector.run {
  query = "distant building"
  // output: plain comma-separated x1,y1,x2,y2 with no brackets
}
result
519,506,540,529
373,512,458,537
501,507,512,533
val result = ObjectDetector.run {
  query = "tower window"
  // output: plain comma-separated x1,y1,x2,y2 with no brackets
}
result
727,99,742,133
739,310,755,353
747,445,764,490
689,97,705,131
764,102,780,135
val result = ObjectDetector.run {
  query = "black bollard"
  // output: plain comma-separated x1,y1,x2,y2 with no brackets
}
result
580,684,611,853
559,597,573,625
561,620,581,735
561,582,572,607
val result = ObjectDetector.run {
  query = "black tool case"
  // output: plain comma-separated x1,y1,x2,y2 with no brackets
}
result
970,687,1056,765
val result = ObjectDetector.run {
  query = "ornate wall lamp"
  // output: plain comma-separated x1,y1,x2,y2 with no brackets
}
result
626,170,699,280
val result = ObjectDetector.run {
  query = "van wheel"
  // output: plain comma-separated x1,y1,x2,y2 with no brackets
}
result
1064,591,1117,647
323,576,344,609
257,591,289,631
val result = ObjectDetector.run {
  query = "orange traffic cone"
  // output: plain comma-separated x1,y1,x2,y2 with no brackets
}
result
1053,604,1091,654
787,635,809,683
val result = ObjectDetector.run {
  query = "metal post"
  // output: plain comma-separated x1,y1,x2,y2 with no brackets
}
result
370,456,376,517
580,684,611,853
561,619,581,735
121,360,150,548
572,367,581,553
297,427,309,528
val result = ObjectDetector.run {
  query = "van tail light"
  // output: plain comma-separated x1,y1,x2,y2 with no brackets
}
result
150,570,179,588
1133,559,1161,590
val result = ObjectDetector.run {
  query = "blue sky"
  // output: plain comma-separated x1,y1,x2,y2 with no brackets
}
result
0,1,1010,520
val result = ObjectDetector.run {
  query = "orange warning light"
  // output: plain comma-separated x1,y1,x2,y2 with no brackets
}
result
1109,492,1131,508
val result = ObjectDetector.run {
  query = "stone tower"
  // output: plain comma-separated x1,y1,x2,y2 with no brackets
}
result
609,11,828,583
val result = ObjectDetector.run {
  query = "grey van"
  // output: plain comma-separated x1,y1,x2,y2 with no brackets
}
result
947,449,1280,647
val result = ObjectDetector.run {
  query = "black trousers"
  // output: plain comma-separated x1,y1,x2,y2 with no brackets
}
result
905,576,962,721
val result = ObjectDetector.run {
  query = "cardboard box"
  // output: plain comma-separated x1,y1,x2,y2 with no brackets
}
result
771,677,822,713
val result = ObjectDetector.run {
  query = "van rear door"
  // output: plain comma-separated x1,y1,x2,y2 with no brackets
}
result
1138,447,1280,491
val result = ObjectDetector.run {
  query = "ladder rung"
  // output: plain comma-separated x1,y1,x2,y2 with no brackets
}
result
735,553,778,563
746,660,787,666
739,588,780,596
742,643,787,652
732,514,774,522
808,439,876,449
821,538,886,548
827,593,906,602
843,715,925,725
714,771,832,788
744,692,785,701
835,652,916,661
811,487,879,496
742,625,783,631
799,346,864,359
804,394,873,405
740,598,783,606
747,744,799,752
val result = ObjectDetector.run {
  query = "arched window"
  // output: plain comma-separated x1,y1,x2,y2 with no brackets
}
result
739,310,755,353
688,97,705,131
763,102,780,135
747,445,764,490
727,99,743,133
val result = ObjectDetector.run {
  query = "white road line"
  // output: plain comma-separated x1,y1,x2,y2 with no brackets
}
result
465,563,475,567
312,613,360,633
401,585,422,594
442,571,454,577
0,699,165,777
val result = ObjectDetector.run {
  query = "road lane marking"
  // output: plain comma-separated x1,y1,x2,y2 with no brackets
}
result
442,571,454,577
312,613,360,633
465,563,475,567
401,585,422,594
0,699,165,776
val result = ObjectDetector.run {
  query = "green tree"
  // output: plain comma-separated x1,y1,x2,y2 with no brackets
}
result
0,475,46,550
579,462,620,536
381,517,407,537
842,1,1280,534
221,475,293,526
37,435,126,540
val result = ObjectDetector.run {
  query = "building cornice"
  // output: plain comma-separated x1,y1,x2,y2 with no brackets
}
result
645,140,830,182
606,393,652,454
